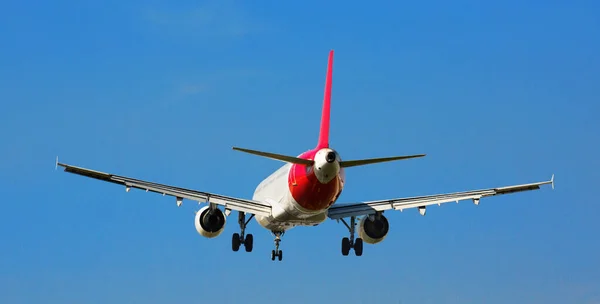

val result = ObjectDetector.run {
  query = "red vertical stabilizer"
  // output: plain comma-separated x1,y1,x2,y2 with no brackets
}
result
317,50,334,149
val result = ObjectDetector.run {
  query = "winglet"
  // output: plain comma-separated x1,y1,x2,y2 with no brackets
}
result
55,156,59,170
551,174,555,190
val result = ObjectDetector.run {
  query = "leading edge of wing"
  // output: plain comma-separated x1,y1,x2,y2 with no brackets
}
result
327,175,555,219
56,160,272,217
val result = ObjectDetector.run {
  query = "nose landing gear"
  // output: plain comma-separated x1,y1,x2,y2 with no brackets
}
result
270,231,284,261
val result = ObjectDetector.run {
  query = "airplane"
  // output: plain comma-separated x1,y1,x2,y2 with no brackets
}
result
56,50,555,261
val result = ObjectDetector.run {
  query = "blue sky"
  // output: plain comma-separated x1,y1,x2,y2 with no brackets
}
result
1,0,599,303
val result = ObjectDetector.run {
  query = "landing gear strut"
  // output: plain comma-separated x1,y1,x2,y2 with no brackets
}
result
270,231,284,261
340,216,363,256
232,212,254,252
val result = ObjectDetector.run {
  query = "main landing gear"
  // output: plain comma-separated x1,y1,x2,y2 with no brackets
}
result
270,231,284,261
340,216,363,256
232,212,254,252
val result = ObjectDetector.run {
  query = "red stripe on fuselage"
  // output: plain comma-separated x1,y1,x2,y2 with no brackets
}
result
288,149,345,211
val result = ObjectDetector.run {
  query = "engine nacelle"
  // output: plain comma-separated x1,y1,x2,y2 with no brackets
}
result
194,205,226,238
358,214,390,244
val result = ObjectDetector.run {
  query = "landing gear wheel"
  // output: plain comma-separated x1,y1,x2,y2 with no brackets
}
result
232,233,241,252
341,237,351,256
339,216,367,256
244,234,253,252
270,249,282,261
233,212,254,253
270,231,284,261
354,238,363,256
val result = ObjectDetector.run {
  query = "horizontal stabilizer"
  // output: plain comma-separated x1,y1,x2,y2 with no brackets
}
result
232,147,314,166
340,154,426,168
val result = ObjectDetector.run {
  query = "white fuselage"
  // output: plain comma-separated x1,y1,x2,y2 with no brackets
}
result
252,163,328,232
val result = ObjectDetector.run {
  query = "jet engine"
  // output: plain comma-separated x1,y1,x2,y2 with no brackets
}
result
194,205,226,238
358,214,389,244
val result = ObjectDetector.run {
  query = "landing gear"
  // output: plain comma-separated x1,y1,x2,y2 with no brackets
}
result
270,231,284,261
232,212,254,252
340,216,363,256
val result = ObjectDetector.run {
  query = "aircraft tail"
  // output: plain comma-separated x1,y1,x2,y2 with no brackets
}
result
316,50,334,149
232,50,426,168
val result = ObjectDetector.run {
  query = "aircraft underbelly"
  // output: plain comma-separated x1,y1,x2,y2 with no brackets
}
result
254,192,328,231
255,211,327,231
252,163,328,231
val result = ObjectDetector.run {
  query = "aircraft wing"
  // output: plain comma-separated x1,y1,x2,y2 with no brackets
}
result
327,175,554,220
56,161,272,217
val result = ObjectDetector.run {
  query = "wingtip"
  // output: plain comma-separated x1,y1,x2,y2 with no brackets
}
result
54,156,67,170
551,174,555,190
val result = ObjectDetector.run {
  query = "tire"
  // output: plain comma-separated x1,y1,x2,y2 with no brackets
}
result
278,250,283,261
244,234,253,252
232,233,240,252
354,238,363,256
341,237,351,256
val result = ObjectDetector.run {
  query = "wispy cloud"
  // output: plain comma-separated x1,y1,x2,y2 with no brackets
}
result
144,1,268,38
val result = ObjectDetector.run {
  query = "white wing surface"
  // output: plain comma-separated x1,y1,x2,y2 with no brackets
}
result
328,175,554,219
57,161,272,217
